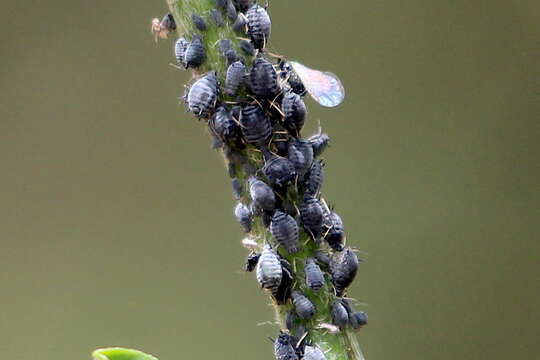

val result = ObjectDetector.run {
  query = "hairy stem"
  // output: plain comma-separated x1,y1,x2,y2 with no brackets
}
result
165,1,365,359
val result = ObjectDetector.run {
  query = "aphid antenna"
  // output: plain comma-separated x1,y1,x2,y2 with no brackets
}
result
168,62,184,70
296,331,309,348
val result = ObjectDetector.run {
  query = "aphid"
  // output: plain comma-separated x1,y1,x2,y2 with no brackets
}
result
174,37,189,64
210,105,240,143
288,61,345,107
300,196,324,241
244,252,260,272
324,211,344,251
183,35,206,69
151,13,176,41
250,57,280,99
308,132,330,158
331,300,349,328
278,60,306,96
240,104,273,145
246,4,271,49
226,1,238,20
215,0,228,9
231,178,242,200
234,202,253,232
291,291,315,319
274,332,299,360
232,14,247,33
305,257,324,291
225,49,240,66
186,71,218,118
282,92,307,136
256,245,282,294
350,311,368,330
191,14,208,31
270,210,299,254
314,250,331,268
211,8,225,27
288,139,314,177
217,39,232,55
274,138,289,157
304,160,324,197
233,0,254,12
330,248,359,296
248,176,275,212
262,150,296,187
239,39,256,56
225,61,246,97
303,346,327,360
274,258,293,304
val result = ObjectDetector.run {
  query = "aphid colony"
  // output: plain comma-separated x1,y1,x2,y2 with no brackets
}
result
157,1,364,358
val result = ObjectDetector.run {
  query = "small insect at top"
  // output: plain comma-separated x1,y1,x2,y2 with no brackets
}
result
288,61,345,108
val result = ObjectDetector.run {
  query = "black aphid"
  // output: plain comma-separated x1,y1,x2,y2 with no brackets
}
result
350,311,368,329
314,250,331,268
256,245,282,294
274,258,293,304
330,248,359,296
309,132,330,158
226,1,238,20
234,202,252,232
161,13,176,31
288,138,314,177
210,8,225,27
282,92,307,136
324,210,344,251
191,14,208,31
174,37,189,64
186,71,218,118
300,196,324,241
239,39,256,56
331,300,349,328
250,57,280,99
233,0,254,12
278,60,306,96
225,49,240,66
231,178,242,200
210,105,240,143
218,39,233,55
304,160,324,197
291,291,315,319
232,14,247,33
305,257,324,291
270,210,299,254
274,332,299,360
244,251,260,272
240,104,273,145
183,35,206,69
262,150,296,187
246,4,271,49
225,61,246,97
303,346,327,360
248,176,275,212
215,0,228,9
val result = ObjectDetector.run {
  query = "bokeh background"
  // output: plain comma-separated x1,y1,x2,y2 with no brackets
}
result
1,1,539,359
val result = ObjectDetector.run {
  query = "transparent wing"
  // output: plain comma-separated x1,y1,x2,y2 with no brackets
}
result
289,61,345,108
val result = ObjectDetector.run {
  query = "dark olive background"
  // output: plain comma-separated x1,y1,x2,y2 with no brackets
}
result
1,1,539,359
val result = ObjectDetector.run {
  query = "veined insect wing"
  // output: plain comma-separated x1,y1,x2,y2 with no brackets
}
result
289,61,345,108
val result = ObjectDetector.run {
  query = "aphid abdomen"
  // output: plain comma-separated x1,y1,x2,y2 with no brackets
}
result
183,35,206,68
248,176,276,212
324,211,344,251
330,248,359,296
274,332,299,360
262,153,296,187
210,8,225,27
234,202,252,232
186,71,218,118
282,92,307,136
256,245,282,294
309,132,330,158
303,346,327,360
191,14,208,31
174,37,189,64
299,196,324,241
350,311,368,329
249,57,280,99
240,104,273,145
270,210,299,254
288,139,314,177
305,257,324,291
246,4,271,49
239,39,255,56
211,105,239,143
291,291,315,319
225,61,246,97
226,1,238,20
331,300,349,328
304,160,324,197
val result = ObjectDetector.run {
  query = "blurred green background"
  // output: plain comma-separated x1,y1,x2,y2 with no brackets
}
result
1,1,539,359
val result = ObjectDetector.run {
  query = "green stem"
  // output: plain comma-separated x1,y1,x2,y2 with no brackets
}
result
165,1,365,359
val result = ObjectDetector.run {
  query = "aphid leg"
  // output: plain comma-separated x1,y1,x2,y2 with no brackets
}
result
296,332,308,348
169,63,184,70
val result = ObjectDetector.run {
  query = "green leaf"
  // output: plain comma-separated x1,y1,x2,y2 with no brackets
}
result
92,348,158,360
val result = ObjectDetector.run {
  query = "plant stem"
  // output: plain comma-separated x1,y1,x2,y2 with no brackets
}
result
165,1,365,359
